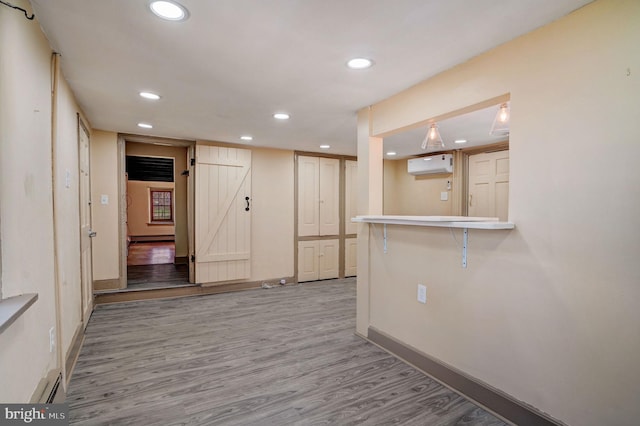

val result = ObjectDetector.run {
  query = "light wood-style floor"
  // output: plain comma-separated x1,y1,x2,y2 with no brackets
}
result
67,279,507,425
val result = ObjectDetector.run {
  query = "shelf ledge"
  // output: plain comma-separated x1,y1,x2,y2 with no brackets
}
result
352,215,514,230
0,293,38,335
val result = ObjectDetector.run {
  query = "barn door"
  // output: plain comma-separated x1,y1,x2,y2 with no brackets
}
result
195,145,251,284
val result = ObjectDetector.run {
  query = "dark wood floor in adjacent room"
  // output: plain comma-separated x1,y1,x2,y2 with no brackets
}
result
67,279,507,425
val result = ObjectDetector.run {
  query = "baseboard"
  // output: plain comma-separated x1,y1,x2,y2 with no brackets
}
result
65,323,85,386
174,256,188,265
93,278,121,291
367,327,564,426
129,235,175,242
30,370,63,404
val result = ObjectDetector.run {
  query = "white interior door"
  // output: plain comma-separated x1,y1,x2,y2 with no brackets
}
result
298,156,320,236
344,160,358,235
319,239,339,280
298,240,319,282
195,145,251,284
78,120,93,324
468,150,510,221
319,158,339,236
345,237,357,277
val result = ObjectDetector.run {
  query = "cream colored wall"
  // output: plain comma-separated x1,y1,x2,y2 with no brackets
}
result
126,143,188,256
91,131,120,281
126,181,176,236
0,0,80,403
383,159,452,215
359,1,640,425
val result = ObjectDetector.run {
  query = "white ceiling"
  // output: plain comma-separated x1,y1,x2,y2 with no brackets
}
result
30,0,592,156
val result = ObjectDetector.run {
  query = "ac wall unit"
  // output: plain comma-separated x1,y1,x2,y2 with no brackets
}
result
408,154,453,175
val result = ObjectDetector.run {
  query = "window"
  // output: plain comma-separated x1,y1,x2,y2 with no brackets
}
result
150,190,173,222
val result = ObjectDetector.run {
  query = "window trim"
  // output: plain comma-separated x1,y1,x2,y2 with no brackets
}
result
149,188,174,223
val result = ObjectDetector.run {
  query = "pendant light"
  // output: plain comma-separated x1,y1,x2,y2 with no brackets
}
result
490,102,510,135
421,124,444,150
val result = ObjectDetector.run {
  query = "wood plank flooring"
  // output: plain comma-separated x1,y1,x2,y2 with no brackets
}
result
128,242,175,266
67,279,507,425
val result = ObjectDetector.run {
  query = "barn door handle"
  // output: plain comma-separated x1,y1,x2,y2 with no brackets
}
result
245,197,250,211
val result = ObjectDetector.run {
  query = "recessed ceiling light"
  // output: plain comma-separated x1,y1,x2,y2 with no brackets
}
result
347,58,373,69
273,113,290,120
240,136,253,141
319,145,331,149
149,0,189,21
386,151,397,156
454,139,468,144
139,91,161,100
137,122,153,129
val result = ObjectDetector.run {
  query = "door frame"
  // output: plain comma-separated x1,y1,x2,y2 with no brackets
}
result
116,134,196,288
78,117,94,322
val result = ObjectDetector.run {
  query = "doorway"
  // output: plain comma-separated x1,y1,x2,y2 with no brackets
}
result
122,138,193,290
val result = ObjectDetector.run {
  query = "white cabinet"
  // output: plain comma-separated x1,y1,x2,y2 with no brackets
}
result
344,160,358,235
298,239,339,282
345,237,357,277
298,156,339,237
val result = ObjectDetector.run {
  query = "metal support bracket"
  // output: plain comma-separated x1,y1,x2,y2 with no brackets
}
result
383,224,388,254
462,228,468,268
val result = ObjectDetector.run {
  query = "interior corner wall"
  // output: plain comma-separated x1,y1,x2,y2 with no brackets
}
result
360,1,640,425
90,130,120,281
0,0,59,401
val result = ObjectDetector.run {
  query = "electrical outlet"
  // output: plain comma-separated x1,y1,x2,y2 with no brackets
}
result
417,285,427,304
49,327,56,353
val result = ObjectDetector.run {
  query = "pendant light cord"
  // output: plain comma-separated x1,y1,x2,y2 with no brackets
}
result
0,0,35,20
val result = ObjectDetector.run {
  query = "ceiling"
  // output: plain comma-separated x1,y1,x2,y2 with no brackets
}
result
30,0,592,156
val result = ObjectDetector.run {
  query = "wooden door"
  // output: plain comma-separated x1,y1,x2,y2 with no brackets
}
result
319,158,339,236
345,237,357,277
195,145,251,284
344,160,358,235
468,150,509,221
298,156,320,236
78,119,93,324
318,239,339,280
298,240,319,282
187,145,195,283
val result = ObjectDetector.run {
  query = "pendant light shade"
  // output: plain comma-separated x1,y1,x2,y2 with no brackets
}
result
421,124,444,150
490,102,510,135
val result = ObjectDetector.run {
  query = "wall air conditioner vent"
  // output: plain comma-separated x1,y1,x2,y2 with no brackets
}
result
407,154,453,175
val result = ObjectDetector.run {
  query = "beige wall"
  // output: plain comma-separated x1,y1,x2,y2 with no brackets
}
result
358,1,640,425
0,0,86,401
383,159,453,215
126,142,188,256
91,131,120,281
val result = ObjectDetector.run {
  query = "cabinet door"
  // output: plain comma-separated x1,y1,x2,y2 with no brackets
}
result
345,237,357,277
319,239,339,280
319,158,340,236
298,240,319,282
298,156,320,236
344,160,358,235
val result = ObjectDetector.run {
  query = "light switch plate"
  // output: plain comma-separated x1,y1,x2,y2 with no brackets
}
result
440,191,449,201
101,194,109,205
417,284,427,304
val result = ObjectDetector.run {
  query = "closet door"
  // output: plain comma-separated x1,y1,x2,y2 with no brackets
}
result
344,160,358,235
298,241,319,282
318,239,339,280
298,156,320,236
319,158,340,236
345,237,357,277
